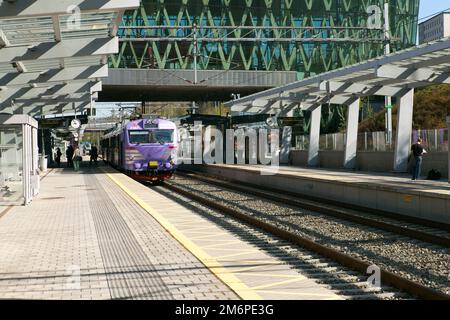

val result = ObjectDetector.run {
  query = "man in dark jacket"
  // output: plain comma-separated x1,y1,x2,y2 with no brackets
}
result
411,138,426,180
66,145,74,168
90,145,98,165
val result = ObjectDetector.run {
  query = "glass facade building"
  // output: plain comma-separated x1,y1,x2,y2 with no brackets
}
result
112,0,419,79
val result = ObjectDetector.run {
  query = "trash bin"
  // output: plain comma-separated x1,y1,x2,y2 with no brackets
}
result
39,154,48,172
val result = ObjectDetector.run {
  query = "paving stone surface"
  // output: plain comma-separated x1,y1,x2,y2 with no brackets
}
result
0,167,237,300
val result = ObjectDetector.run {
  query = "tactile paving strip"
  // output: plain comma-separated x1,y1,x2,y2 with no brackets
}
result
85,174,174,300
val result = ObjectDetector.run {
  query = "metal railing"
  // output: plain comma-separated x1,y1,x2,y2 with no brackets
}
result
294,129,449,153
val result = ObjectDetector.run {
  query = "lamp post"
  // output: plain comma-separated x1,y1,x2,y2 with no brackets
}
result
384,1,393,146
192,22,198,115
193,22,198,85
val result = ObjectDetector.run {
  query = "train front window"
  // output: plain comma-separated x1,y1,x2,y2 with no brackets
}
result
129,130,173,144
150,130,173,144
129,131,149,144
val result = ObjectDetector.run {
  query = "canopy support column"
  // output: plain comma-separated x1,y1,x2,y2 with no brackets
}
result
343,98,360,169
394,89,414,172
447,117,450,183
308,105,322,167
280,126,292,164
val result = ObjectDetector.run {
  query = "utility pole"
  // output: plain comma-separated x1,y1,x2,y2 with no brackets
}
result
119,103,124,124
193,22,198,85
384,1,393,146
192,22,198,115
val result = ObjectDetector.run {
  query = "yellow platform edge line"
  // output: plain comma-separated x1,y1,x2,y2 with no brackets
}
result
105,172,262,300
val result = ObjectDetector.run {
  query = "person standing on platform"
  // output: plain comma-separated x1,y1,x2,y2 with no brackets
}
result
411,138,427,180
90,145,98,165
72,146,82,172
55,148,62,168
66,145,74,168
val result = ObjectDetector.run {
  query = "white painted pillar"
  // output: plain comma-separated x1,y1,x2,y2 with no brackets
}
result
343,98,360,169
280,126,292,164
447,117,450,183
308,105,322,167
394,89,414,172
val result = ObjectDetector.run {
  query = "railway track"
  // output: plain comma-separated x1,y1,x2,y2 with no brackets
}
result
177,169,450,247
155,183,412,300
159,171,450,300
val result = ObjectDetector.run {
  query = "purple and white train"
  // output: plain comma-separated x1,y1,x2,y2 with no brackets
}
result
101,118,178,182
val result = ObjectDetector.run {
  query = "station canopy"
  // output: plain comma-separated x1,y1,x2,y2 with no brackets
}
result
225,37,450,115
0,0,139,117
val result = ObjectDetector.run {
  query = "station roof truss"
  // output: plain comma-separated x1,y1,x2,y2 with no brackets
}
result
0,0,139,117
225,37,450,115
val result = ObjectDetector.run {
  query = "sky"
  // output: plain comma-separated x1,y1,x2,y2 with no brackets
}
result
419,1,449,20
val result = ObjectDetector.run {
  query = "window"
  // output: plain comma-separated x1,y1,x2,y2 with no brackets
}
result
129,131,150,144
150,130,174,144
128,130,174,144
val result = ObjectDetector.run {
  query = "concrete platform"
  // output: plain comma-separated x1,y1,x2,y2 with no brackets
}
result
0,167,235,300
0,165,341,300
190,164,450,225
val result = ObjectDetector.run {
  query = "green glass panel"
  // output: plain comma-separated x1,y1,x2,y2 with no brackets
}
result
112,0,419,78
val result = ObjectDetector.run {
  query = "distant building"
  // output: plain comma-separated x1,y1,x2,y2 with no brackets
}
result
419,12,450,44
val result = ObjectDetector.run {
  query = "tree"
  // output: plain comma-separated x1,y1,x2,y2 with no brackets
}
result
359,84,450,132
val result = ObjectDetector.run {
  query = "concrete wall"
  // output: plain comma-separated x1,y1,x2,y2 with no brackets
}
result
291,150,448,178
290,150,343,168
421,152,448,178
356,152,394,172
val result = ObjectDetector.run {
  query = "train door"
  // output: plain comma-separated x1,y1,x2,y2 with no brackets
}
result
119,131,124,169
106,138,112,164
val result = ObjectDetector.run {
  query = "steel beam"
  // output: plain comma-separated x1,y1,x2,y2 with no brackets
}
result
376,65,450,84
0,81,101,102
0,65,108,87
0,37,118,63
252,99,270,107
12,61,27,73
12,93,92,105
0,0,141,18
0,29,10,48
407,52,450,70
225,38,450,108
279,103,300,117
231,105,267,114
321,81,408,97
14,101,90,116
52,15,62,42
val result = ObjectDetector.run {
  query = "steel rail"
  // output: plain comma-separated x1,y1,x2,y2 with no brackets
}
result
176,170,450,248
163,179,450,300
178,167,450,232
